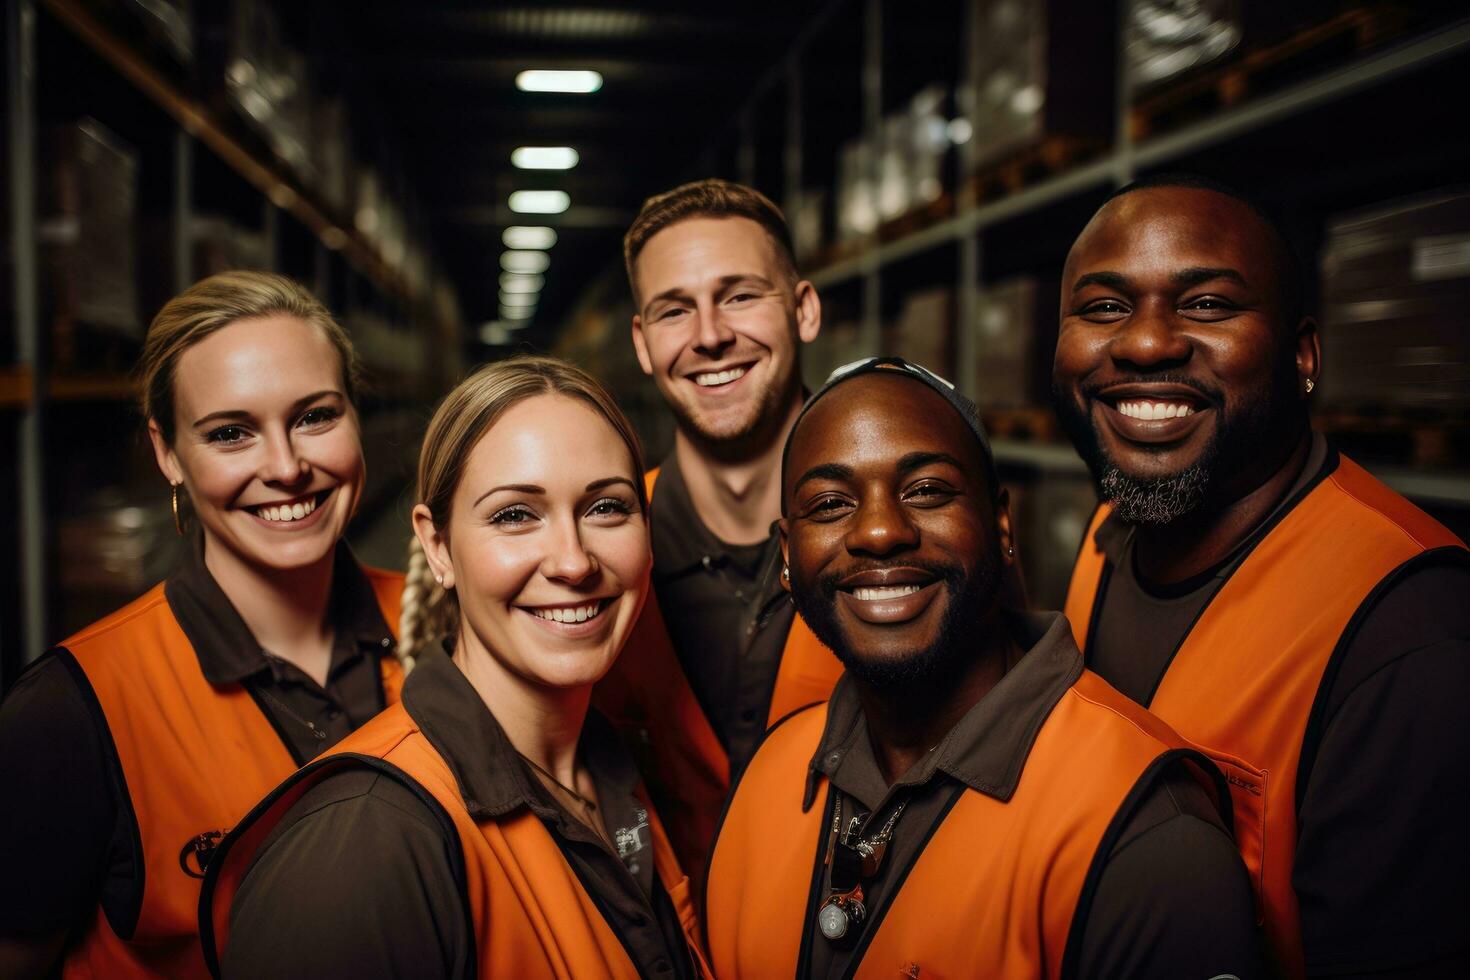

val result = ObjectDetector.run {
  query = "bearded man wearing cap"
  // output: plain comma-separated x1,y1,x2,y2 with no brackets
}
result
705,357,1264,978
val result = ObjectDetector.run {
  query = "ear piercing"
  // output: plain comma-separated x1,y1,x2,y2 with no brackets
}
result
1305,378,1315,394
1006,546,1014,557
434,574,443,585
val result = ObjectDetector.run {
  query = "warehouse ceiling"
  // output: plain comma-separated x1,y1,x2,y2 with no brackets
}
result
334,1,812,349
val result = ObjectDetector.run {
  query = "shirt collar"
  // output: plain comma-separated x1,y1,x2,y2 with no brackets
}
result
804,610,1083,809
164,535,394,686
401,647,639,821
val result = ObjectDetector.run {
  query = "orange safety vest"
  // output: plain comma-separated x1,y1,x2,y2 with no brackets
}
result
201,700,715,979
57,568,404,980
1064,453,1468,978
707,671,1225,979
593,467,844,890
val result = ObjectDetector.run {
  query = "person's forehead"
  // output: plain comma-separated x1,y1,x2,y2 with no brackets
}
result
1068,187,1277,275
639,215,779,273
791,373,978,470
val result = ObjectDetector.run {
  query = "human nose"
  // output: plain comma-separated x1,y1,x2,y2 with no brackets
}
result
1109,300,1192,370
259,430,309,485
692,302,737,358
844,491,919,558
540,517,598,584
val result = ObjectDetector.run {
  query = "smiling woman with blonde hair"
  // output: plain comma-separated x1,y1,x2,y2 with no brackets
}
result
0,271,409,980
203,355,710,979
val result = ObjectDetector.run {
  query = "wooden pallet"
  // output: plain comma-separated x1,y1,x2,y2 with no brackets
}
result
981,407,1060,443
963,135,1106,208
1130,4,1409,140
1317,410,1466,467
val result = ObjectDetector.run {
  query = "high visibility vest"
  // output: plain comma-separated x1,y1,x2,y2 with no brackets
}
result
201,700,714,980
56,567,404,979
592,467,844,891
707,671,1225,979
1064,453,1468,978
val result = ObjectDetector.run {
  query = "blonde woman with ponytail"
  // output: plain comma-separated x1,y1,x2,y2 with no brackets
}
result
203,355,711,980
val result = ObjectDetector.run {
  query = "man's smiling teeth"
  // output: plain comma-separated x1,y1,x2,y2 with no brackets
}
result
1117,400,1196,421
254,497,317,522
693,366,747,387
851,584,924,601
530,602,604,624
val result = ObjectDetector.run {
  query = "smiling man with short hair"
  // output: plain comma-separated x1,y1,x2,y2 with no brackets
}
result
707,357,1263,979
1054,174,1470,977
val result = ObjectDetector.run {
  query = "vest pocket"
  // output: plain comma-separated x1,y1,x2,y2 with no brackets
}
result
1200,748,1269,925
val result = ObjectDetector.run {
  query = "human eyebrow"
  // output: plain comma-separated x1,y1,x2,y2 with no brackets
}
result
896,451,965,475
1172,267,1246,288
717,274,776,293
192,409,252,428
792,462,854,495
1071,271,1130,293
473,483,545,508
289,390,344,413
642,287,691,317
585,477,638,494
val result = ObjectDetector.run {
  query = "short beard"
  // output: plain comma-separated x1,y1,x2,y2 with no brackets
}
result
669,370,796,460
1098,456,1213,525
790,555,999,695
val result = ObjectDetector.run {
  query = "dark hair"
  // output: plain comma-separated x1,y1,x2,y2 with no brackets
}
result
1107,172,1305,323
623,178,798,300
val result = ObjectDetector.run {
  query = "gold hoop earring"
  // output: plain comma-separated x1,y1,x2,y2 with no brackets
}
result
171,483,186,536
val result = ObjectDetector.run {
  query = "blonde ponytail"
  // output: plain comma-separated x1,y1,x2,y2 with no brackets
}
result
398,535,457,670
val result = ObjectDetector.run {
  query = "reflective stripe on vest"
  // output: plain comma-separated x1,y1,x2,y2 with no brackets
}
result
1062,453,1467,978
60,568,404,980
202,701,713,979
594,467,844,889
707,672,1224,980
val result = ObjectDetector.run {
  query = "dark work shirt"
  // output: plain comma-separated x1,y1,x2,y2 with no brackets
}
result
0,537,395,939
803,611,1263,979
650,450,795,774
222,648,693,980
1084,434,1470,977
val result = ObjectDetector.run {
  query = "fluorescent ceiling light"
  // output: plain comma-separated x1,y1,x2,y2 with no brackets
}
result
479,323,513,346
515,69,602,94
499,273,544,294
501,250,551,274
508,190,570,214
499,294,538,310
502,226,557,250
512,146,579,170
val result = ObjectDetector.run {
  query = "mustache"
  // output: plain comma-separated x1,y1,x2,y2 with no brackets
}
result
1076,372,1224,407
799,558,965,599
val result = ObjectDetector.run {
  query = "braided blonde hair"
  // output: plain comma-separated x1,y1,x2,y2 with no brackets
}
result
396,355,647,666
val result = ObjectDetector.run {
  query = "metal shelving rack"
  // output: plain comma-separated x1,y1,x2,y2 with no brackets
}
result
714,3,1470,506
3,0,458,674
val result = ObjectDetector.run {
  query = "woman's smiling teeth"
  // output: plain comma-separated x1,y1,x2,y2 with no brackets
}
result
1116,399,1196,420
528,601,606,624
251,496,319,522
850,584,924,601
693,366,747,387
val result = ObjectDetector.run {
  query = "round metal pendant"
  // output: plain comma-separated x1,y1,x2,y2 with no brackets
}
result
818,897,865,941
818,901,850,940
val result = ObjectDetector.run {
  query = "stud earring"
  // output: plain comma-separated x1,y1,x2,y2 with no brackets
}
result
1304,378,1315,394
781,564,790,582
1006,546,1014,557
434,573,443,585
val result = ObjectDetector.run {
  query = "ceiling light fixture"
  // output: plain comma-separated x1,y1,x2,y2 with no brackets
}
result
501,250,551,274
508,190,570,214
511,146,579,170
502,226,557,250
515,69,602,94
499,274,544,294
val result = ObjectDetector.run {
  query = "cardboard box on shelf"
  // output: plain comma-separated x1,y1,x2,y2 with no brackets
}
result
226,0,314,181
971,275,1058,410
39,119,141,366
1319,191,1470,414
886,286,955,379
964,0,1113,171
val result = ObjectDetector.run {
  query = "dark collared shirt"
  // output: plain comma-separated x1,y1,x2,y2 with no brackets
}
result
1084,433,1470,976
650,450,795,774
0,538,394,937
222,648,694,980
802,612,1263,979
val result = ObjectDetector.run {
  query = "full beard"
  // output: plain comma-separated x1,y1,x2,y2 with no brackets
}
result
1053,372,1286,527
790,553,1001,695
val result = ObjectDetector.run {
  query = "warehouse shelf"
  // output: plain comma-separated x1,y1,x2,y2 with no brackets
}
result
808,15,1470,290
39,0,426,313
